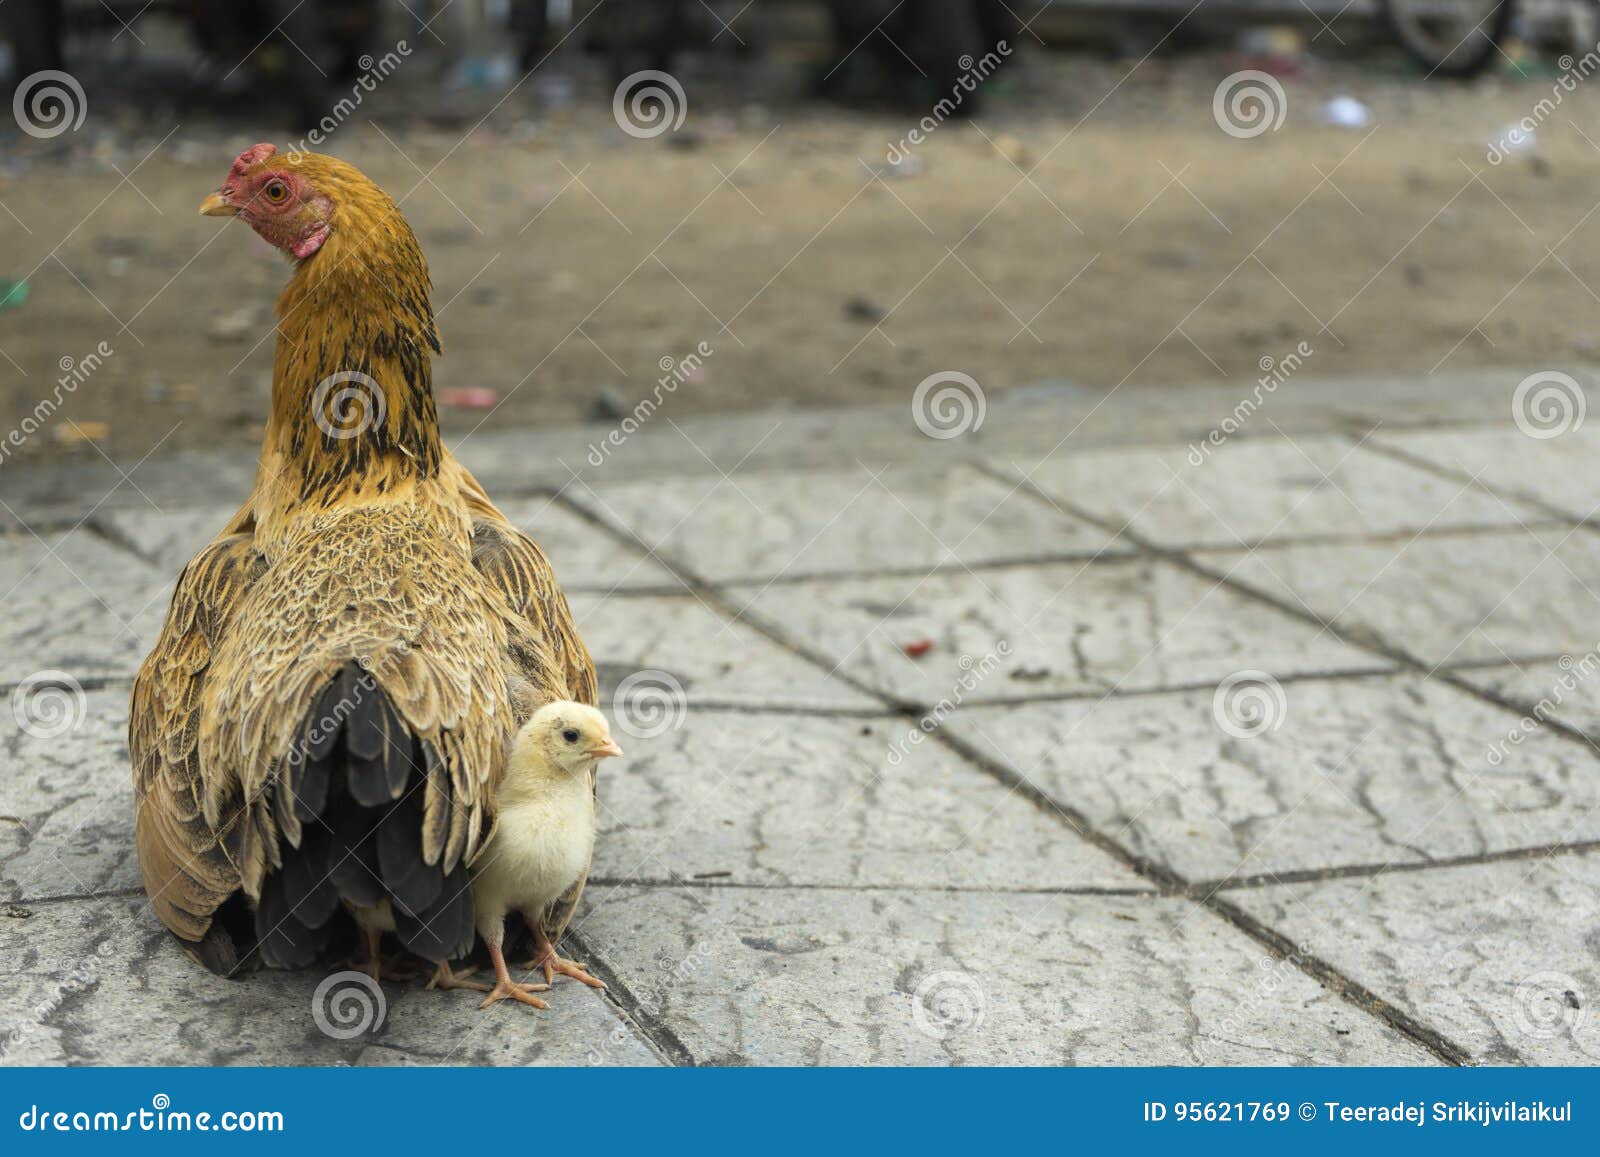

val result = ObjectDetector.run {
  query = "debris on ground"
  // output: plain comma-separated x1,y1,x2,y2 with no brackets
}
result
844,296,884,324
903,637,934,658
54,421,110,445
207,307,256,343
0,279,28,310
1319,95,1370,128
588,387,628,421
437,387,500,409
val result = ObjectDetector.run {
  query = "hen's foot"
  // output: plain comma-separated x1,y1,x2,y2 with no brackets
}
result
427,963,489,993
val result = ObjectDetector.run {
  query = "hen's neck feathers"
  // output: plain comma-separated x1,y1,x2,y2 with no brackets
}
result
266,176,443,504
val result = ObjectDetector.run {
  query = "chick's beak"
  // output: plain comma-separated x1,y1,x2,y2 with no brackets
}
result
588,737,624,759
199,191,236,218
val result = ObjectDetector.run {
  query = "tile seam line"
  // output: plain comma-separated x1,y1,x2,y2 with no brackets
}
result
972,460,1600,759
547,484,1476,1067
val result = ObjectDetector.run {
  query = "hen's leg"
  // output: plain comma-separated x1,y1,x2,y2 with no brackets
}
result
477,934,551,1011
522,917,604,989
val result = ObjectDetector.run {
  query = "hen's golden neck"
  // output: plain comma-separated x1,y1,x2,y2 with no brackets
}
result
265,201,442,503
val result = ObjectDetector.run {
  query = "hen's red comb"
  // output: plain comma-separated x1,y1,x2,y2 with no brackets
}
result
230,142,277,179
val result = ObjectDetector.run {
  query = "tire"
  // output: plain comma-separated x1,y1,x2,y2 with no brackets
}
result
1381,0,1515,78
909,0,987,116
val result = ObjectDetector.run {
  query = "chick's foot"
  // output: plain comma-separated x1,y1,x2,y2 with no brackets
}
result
478,943,551,1011
524,926,605,989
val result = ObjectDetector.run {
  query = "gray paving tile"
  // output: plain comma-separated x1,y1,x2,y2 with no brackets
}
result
1015,436,1543,550
0,530,169,684
1227,853,1600,1064
1202,527,1600,667
591,710,1141,890
1455,660,1600,742
0,894,656,1066
572,463,1127,584
576,885,1438,1065
948,675,1600,883
1374,424,1600,523
572,592,879,711
1,690,136,905
726,558,1387,708
98,499,679,593
470,496,680,592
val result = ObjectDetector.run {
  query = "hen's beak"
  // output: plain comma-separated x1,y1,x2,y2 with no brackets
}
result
199,192,236,218
588,737,624,759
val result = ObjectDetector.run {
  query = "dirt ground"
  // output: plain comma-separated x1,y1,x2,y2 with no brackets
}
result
5,45,1600,466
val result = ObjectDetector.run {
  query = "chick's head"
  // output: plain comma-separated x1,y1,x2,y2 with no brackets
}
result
511,701,624,781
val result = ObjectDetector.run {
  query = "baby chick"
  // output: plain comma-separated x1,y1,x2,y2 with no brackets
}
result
458,701,622,1010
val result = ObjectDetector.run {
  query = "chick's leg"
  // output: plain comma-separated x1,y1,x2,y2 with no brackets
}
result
523,919,604,989
477,934,551,1011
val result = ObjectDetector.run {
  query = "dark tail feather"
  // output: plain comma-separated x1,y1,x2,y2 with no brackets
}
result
392,860,475,962
255,869,330,968
377,777,443,916
261,660,466,965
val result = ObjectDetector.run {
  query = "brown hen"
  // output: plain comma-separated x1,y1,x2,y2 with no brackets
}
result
130,144,597,976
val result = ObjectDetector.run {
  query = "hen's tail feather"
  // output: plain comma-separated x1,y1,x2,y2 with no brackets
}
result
392,860,475,962
254,660,470,965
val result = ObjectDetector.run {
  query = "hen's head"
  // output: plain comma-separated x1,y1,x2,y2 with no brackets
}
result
200,143,378,260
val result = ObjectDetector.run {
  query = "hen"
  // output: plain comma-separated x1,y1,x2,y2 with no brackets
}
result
130,143,597,978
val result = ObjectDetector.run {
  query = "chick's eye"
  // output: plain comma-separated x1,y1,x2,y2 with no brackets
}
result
263,180,289,203
562,728,579,744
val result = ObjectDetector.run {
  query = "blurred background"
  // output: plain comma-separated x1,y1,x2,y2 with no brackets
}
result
1,0,1597,465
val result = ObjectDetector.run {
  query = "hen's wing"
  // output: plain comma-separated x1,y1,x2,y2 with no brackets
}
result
130,532,269,955
458,476,597,708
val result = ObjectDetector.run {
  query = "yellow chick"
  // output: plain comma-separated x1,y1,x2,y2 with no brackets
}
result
458,701,622,1010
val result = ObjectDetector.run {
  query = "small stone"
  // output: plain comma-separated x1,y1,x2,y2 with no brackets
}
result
844,296,884,324
589,388,627,421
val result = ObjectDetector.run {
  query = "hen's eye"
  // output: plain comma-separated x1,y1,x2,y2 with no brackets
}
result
561,728,579,743
263,180,289,203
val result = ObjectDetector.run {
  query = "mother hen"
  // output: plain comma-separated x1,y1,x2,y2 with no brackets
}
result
131,144,597,977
